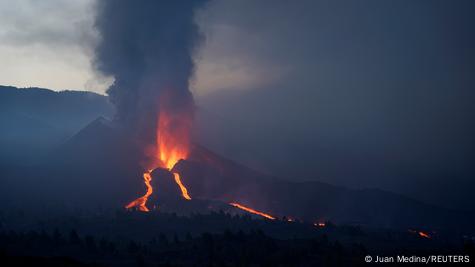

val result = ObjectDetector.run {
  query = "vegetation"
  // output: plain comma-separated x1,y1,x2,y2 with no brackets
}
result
0,210,473,266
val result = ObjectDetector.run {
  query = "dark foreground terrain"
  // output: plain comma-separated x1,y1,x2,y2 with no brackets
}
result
0,210,473,266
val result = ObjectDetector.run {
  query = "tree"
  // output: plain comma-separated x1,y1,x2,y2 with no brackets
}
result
53,228,62,246
185,232,192,242
159,233,169,247
127,240,139,254
85,235,97,252
69,229,81,245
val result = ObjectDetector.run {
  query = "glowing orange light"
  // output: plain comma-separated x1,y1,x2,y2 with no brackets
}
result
418,231,431,238
125,170,154,212
408,229,431,239
125,92,193,211
229,202,275,220
314,222,326,227
156,108,191,170
173,172,191,200
156,105,192,200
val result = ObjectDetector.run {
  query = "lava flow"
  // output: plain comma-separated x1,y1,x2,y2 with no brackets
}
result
125,94,275,219
173,172,191,200
229,202,276,220
125,105,193,212
156,108,193,200
125,170,154,212
418,231,431,239
408,229,432,239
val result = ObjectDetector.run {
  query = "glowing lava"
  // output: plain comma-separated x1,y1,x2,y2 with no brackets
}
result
418,231,431,239
125,170,154,212
125,99,193,212
408,229,431,239
156,105,192,169
156,104,193,200
229,202,275,220
174,172,191,200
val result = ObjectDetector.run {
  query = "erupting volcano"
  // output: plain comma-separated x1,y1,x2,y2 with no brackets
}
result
122,92,278,220
94,0,285,220
93,0,208,213
125,98,276,220
125,98,193,211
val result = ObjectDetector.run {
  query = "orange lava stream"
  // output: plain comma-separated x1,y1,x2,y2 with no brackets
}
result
418,231,431,238
408,229,432,239
125,170,154,212
125,106,193,211
173,172,191,200
229,202,275,220
156,106,192,200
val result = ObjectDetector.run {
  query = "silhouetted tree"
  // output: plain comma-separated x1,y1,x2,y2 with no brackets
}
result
158,233,169,247
173,233,180,244
185,232,192,241
85,235,97,252
69,229,81,245
99,237,109,252
53,228,62,246
127,240,139,254
136,255,145,267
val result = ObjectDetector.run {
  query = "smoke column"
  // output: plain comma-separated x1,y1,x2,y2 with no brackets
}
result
93,0,207,148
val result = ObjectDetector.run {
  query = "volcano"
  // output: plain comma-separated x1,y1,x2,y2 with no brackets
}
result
51,117,475,231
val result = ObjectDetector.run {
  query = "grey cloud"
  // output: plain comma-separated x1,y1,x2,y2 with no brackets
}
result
93,0,208,147
0,0,96,49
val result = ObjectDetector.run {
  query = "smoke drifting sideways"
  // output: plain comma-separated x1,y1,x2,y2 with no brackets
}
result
93,0,208,146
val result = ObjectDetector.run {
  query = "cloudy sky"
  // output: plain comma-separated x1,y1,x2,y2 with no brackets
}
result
0,0,291,95
1,0,474,209
2,0,473,96
0,0,103,91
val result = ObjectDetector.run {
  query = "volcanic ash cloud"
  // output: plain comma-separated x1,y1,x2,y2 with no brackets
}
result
93,0,208,146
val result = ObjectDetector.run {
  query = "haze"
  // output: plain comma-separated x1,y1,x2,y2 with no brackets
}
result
1,0,474,211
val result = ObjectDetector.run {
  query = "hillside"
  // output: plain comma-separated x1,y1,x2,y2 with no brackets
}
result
0,86,113,161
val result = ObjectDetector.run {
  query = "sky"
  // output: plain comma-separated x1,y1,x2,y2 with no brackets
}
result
195,0,475,210
4,0,472,96
0,0,284,95
0,0,107,92
1,0,474,209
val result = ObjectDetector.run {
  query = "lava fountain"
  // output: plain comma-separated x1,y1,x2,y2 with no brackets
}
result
125,101,278,220
94,1,206,213
125,94,193,211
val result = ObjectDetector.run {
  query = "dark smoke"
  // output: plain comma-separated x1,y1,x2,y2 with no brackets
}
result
93,0,207,144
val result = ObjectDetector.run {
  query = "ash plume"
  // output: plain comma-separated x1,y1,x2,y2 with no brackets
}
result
93,0,207,144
